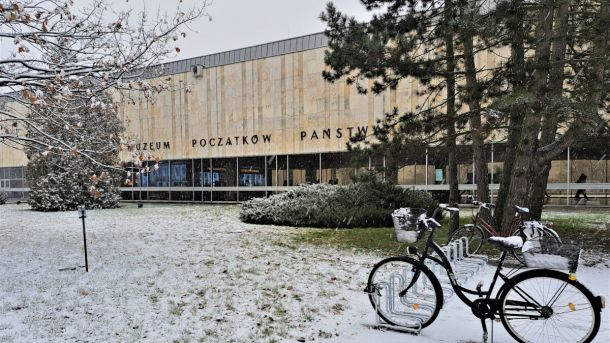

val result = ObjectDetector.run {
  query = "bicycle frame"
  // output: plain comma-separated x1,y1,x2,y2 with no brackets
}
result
474,210,499,237
409,224,514,311
473,206,523,238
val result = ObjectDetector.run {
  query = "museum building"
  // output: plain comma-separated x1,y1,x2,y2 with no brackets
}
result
1,32,608,204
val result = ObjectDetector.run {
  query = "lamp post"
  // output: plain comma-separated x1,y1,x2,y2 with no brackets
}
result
78,205,89,272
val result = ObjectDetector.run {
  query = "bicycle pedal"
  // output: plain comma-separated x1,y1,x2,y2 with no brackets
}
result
476,281,484,296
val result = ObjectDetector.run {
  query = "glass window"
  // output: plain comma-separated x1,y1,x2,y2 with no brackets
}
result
212,158,237,187
239,191,266,201
137,170,148,187
194,159,212,187
171,191,193,201
121,191,133,200
274,155,288,186
289,154,319,185
321,152,356,185
9,167,22,179
170,160,193,187
148,161,170,187
148,191,169,200
212,191,237,201
134,191,147,201
239,156,266,187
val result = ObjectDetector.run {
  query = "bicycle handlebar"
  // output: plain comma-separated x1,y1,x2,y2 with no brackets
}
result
421,217,442,229
423,204,457,230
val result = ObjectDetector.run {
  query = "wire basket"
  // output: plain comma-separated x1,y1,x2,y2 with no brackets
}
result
522,239,582,273
392,208,428,243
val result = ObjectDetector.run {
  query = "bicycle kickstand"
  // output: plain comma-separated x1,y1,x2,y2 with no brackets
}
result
480,318,488,343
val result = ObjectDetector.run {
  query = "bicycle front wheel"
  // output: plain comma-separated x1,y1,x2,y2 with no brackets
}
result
366,256,443,328
448,225,485,255
498,269,601,343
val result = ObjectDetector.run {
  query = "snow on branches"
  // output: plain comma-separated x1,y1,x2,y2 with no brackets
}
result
0,0,211,175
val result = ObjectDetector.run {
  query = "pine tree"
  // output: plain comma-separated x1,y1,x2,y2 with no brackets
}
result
321,1,462,206
493,0,609,228
321,1,609,231
321,1,502,211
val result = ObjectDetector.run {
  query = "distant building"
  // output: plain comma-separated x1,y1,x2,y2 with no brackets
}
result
1,33,608,203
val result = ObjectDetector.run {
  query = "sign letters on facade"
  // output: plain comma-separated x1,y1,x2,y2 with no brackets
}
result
134,125,369,151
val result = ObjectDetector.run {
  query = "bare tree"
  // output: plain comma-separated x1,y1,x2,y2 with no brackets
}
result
0,0,211,169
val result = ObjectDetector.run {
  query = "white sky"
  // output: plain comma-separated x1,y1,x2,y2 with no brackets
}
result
0,1,372,65
125,0,373,61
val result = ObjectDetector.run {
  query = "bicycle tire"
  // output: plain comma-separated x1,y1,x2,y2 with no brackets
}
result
498,269,601,343
366,256,443,328
511,225,562,265
448,225,485,255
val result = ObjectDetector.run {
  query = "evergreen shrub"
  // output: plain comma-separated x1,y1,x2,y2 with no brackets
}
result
240,179,437,228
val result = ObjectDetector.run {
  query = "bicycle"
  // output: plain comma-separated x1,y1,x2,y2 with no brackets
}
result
365,205,604,343
448,201,561,263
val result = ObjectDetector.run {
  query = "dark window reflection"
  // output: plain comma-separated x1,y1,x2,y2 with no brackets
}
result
213,158,237,187
148,191,169,200
239,191,266,201
290,154,319,185
322,152,357,185
147,162,170,187
239,156,266,186
170,160,193,187
213,191,237,201
194,159,212,187
171,191,193,201
275,155,288,186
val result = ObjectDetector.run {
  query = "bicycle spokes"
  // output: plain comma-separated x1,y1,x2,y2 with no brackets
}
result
502,277,596,343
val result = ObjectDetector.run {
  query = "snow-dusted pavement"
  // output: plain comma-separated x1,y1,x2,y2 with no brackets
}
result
0,203,608,342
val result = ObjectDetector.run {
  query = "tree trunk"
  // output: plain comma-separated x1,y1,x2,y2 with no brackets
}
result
445,0,459,232
494,0,526,227
529,2,570,219
501,0,555,231
460,0,489,202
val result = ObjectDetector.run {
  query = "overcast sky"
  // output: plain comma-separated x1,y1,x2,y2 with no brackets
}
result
127,0,373,61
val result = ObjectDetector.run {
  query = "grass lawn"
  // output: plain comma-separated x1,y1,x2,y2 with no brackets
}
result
293,210,610,261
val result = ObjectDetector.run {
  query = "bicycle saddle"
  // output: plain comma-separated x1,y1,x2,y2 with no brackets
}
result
488,236,523,250
514,205,530,214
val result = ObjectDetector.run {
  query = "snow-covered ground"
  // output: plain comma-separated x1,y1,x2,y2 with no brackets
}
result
0,203,608,342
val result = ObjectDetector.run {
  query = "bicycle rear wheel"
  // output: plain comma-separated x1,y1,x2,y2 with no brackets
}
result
448,225,485,255
366,256,443,328
498,269,601,343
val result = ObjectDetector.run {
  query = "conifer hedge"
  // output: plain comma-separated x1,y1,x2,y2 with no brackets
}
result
240,179,437,228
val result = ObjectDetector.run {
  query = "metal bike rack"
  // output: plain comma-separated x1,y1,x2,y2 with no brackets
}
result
368,236,488,335
371,288,423,335
430,237,488,299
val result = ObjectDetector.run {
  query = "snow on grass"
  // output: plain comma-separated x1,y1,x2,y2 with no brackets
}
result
541,210,610,230
0,203,608,342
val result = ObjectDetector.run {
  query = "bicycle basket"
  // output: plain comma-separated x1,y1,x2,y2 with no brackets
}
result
522,239,582,273
392,208,428,243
